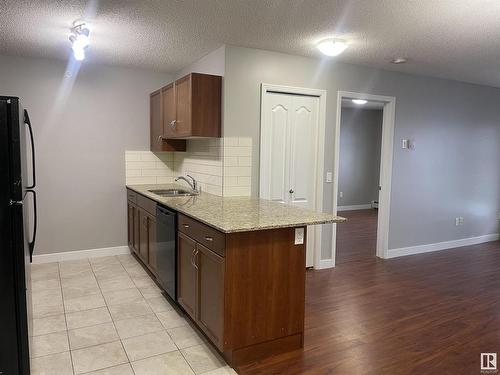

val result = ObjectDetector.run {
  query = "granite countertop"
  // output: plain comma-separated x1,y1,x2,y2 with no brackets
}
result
126,184,346,233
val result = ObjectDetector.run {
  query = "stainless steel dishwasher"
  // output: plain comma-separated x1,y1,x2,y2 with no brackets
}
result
156,205,177,300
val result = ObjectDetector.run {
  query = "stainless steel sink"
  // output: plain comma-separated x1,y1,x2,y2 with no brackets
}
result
148,188,196,197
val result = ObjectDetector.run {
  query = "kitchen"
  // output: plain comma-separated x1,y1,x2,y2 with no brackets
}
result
0,25,344,375
3,2,500,375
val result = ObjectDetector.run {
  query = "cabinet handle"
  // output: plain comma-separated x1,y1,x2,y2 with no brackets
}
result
289,189,294,194
170,120,177,128
204,236,213,242
182,224,190,229
157,135,162,143
194,249,199,269
190,248,198,269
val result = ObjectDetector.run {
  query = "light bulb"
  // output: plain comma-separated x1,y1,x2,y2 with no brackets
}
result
352,99,368,105
73,46,85,61
316,39,348,57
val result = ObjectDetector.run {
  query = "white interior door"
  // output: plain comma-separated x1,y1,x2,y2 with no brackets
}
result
260,91,320,267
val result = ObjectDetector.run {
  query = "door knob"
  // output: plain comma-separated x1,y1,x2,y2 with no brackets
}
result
289,189,294,194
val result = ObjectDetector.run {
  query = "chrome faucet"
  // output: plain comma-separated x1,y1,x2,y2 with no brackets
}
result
175,175,198,192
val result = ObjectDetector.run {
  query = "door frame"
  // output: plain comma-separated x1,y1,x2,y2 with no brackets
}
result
259,83,327,269
332,91,396,263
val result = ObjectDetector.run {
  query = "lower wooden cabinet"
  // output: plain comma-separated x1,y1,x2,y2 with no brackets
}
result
127,189,158,275
177,231,225,350
197,243,224,348
128,194,307,368
177,232,198,319
147,213,158,274
138,208,149,264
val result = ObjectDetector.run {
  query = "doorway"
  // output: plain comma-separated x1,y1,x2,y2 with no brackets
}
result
333,92,396,264
259,84,327,268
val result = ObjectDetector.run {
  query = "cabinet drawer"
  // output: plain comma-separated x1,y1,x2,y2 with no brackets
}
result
178,214,225,257
127,189,137,204
137,194,157,216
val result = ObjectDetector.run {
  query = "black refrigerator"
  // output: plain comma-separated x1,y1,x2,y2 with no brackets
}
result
0,96,37,375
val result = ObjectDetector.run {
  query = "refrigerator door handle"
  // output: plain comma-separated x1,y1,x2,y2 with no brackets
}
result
26,189,37,262
24,109,36,189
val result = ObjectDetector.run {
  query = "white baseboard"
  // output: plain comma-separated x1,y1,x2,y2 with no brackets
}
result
315,258,334,269
32,246,131,264
337,204,373,212
387,233,499,259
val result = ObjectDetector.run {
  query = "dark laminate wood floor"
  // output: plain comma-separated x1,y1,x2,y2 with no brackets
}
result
238,224,500,374
336,209,378,264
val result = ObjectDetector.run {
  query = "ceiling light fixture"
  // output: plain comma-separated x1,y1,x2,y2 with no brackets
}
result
352,99,368,105
391,57,407,64
69,20,90,61
316,39,348,57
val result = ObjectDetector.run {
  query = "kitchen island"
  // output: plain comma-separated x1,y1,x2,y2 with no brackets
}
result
126,184,345,368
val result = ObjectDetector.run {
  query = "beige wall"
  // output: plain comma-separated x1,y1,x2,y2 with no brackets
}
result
0,54,171,255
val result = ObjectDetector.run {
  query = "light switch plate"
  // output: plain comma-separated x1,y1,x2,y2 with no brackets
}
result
295,228,305,245
326,172,333,183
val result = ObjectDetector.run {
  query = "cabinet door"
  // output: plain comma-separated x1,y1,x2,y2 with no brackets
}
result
150,89,163,152
197,243,224,349
174,75,192,137
138,208,149,263
177,232,197,319
127,202,137,254
147,214,157,275
162,83,176,138
132,205,140,255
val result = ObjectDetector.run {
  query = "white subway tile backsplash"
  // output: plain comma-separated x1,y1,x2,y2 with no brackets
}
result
125,151,175,185
224,157,238,167
238,137,252,147
126,137,252,196
126,176,157,185
224,166,251,177
224,146,252,157
237,157,252,167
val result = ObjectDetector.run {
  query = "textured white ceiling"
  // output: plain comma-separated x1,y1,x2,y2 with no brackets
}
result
1,0,500,87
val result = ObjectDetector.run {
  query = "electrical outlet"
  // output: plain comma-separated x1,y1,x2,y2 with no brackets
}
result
326,172,333,183
294,228,304,245
339,191,343,198
455,217,464,226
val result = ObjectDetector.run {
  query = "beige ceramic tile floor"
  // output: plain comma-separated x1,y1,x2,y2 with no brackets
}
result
30,254,236,375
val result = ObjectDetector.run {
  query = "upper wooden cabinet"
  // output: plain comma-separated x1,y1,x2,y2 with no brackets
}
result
159,72,222,139
150,89,186,152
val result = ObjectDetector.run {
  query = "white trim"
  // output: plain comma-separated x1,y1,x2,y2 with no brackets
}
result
337,204,373,211
260,83,327,270
32,246,131,264
387,234,499,258
332,91,396,266
316,258,334,269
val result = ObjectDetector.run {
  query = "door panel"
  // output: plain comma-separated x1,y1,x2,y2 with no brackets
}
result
289,97,319,209
177,232,197,319
162,84,176,138
197,244,224,349
132,205,140,255
147,214,157,275
260,91,320,267
138,209,149,263
260,93,291,204
150,90,163,151
174,76,191,137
